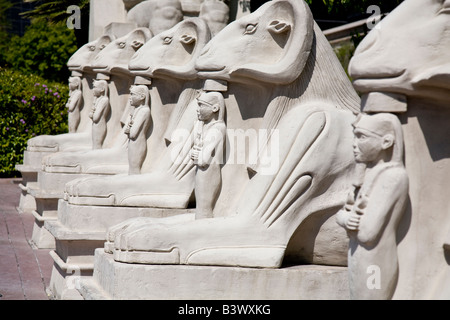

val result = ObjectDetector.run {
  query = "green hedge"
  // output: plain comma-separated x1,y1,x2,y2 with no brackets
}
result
1,19,78,83
0,67,69,176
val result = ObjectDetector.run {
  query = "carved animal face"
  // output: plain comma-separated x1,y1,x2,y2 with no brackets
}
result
129,18,211,80
90,28,153,76
195,0,314,85
67,35,114,72
349,0,450,103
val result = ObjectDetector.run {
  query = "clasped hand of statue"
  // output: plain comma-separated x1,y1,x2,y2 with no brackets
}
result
191,145,201,162
124,114,134,135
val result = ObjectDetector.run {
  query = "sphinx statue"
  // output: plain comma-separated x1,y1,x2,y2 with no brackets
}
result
23,35,115,156
63,18,211,206
106,0,361,267
41,28,152,177
348,0,450,299
336,113,409,300
15,34,114,215
19,35,112,168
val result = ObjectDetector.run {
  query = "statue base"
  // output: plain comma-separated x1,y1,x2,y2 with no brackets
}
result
27,171,125,248
16,171,38,214
78,249,349,300
45,199,195,299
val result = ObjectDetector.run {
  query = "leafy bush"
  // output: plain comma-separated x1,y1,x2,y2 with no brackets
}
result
1,18,77,83
0,67,69,176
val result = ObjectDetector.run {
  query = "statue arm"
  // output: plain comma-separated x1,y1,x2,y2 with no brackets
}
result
92,97,109,123
67,90,82,112
357,170,408,245
197,125,226,168
129,108,151,140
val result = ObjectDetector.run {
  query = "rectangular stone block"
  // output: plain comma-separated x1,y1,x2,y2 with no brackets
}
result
79,249,350,300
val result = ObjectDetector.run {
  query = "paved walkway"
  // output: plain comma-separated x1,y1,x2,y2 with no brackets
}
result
0,178,53,300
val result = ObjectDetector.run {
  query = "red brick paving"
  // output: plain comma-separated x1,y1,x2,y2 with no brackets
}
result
0,178,53,300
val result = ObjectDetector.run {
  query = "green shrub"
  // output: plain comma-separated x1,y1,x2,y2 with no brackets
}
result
2,18,77,83
0,67,69,176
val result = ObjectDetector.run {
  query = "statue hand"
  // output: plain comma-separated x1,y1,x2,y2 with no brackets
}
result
346,213,361,231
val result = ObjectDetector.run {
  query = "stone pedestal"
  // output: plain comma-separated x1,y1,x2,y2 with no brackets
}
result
15,166,37,214
28,188,59,249
27,168,130,249
78,249,349,300
45,200,195,299
15,150,51,215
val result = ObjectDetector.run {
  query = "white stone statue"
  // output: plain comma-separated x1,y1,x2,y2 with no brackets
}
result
41,28,153,174
199,0,229,37
89,79,110,149
24,34,115,153
336,113,409,300
127,0,183,35
109,0,361,267
66,76,83,133
91,28,150,77
63,18,211,206
348,0,450,299
125,85,152,174
190,91,226,219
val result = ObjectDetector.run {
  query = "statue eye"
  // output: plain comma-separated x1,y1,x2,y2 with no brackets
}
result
244,23,258,35
163,36,173,45
89,45,96,51
118,42,126,48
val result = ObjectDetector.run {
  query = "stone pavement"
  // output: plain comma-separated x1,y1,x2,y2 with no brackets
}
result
0,178,53,300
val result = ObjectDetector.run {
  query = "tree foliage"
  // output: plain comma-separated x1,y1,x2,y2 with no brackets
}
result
21,0,89,22
0,68,69,176
21,0,90,46
1,18,78,83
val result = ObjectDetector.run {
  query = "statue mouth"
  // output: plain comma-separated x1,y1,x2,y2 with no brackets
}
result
91,64,109,72
195,65,227,79
352,70,407,93
195,65,226,72
129,66,154,78
67,64,81,69
129,65,150,72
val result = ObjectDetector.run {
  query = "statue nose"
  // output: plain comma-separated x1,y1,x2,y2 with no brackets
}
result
354,29,379,56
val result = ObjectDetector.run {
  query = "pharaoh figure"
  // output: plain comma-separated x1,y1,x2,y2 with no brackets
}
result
348,0,450,299
190,91,226,219
125,85,152,175
199,0,229,37
89,80,110,149
336,113,409,300
66,76,83,133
